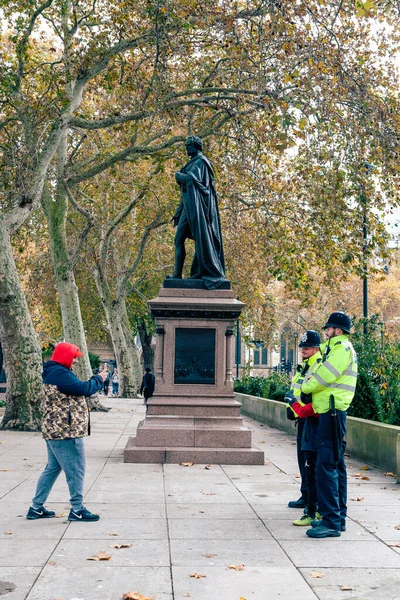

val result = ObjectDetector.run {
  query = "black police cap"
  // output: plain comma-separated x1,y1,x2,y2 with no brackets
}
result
298,330,321,348
322,311,351,333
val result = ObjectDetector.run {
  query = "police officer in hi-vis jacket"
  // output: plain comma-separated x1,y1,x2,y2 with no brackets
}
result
287,312,357,538
285,330,322,520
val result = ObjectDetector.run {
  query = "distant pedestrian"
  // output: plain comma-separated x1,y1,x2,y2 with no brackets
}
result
111,368,119,396
26,342,106,522
140,367,155,412
102,364,111,396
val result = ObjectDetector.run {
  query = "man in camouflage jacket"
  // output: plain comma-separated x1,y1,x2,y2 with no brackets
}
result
27,343,106,522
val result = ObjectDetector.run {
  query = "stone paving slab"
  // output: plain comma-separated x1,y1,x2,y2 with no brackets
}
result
0,397,399,600
25,565,173,600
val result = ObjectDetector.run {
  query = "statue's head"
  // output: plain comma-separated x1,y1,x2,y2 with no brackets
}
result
186,136,203,156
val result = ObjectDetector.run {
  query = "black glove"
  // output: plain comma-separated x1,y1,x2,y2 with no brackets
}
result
284,390,296,406
300,391,312,404
286,406,297,421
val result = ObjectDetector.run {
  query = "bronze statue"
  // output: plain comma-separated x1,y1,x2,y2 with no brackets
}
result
169,136,226,290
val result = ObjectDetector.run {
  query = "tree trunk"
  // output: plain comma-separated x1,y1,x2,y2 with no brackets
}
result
0,217,44,430
121,301,142,393
93,268,140,397
42,170,109,411
137,316,154,371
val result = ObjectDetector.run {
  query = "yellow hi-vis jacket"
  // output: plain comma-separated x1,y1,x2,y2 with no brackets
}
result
287,351,322,417
301,334,358,414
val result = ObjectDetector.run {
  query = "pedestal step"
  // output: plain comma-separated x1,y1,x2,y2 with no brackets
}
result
148,398,241,418
136,424,252,448
124,436,265,465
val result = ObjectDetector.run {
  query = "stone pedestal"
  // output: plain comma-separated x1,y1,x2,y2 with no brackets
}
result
124,282,264,464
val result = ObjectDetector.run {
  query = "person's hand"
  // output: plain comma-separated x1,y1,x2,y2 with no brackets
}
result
284,391,296,406
171,215,179,227
98,369,107,382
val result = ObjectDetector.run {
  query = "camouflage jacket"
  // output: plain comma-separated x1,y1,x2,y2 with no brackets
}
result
41,384,90,440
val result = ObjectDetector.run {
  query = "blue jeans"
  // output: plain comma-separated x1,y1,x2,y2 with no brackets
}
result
32,438,86,512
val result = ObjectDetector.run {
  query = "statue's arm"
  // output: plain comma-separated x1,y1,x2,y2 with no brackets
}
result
175,171,188,184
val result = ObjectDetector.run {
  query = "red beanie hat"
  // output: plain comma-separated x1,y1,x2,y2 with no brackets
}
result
51,342,83,369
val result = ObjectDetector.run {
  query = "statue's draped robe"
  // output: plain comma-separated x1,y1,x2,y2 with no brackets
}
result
174,153,226,289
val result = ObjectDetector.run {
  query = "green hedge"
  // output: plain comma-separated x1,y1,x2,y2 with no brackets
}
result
234,371,290,402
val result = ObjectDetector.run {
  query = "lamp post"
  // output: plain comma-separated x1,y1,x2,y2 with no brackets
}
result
293,331,298,366
361,163,374,335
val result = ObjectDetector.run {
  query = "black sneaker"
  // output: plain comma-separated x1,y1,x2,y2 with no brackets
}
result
68,507,100,522
26,506,56,520
288,497,307,508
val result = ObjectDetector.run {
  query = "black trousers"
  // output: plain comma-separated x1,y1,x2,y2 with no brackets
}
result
304,450,317,517
296,419,308,502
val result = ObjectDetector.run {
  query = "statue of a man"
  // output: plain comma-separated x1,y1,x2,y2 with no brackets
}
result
170,136,226,290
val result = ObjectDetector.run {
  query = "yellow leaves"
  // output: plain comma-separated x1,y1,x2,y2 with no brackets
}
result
384,472,397,478
87,551,112,561
3,531,12,535
228,564,245,571
204,553,216,558
360,465,369,470
299,118,308,130
189,573,206,579
109,543,132,549
309,572,325,578
180,462,194,467
350,497,365,502
340,586,354,591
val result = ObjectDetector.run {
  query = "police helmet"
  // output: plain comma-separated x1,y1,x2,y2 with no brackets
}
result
298,330,321,348
322,311,351,333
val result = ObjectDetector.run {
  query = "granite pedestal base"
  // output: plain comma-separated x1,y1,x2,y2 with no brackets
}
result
124,284,264,465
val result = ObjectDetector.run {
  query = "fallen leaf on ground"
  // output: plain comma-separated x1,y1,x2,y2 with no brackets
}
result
122,592,156,600
204,465,211,470
47,561,56,565
3,531,12,535
110,543,132,549
259,441,265,444
384,472,397,477
199,510,205,513
204,553,216,558
0,442,6,444
87,551,112,561
294,474,300,478
103,476,113,478
360,465,369,471
309,572,325,578
180,462,194,467
167,494,174,497
228,564,245,571
183,594,191,598
394,525,400,530
239,597,247,600
189,573,206,578
350,497,365,502
55,513,66,518
353,473,362,477
0,469,10,472
388,542,400,547
340,586,354,591
202,492,215,496
108,532,119,536
361,476,370,481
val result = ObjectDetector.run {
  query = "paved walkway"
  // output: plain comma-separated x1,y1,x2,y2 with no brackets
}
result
0,398,400,600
